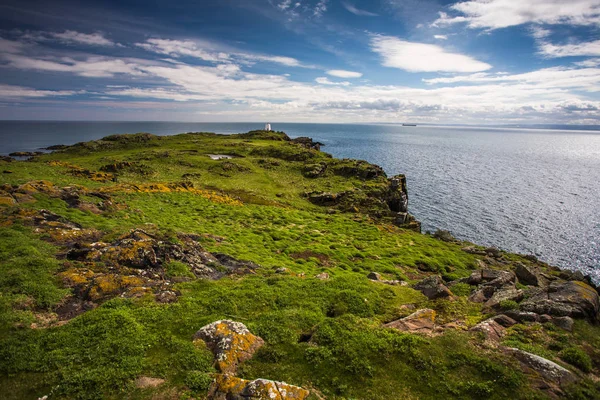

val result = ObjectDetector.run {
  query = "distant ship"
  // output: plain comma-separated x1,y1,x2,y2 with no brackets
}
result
402,123,417,126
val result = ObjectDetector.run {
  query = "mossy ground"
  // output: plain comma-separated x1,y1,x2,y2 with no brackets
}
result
0,131,598,399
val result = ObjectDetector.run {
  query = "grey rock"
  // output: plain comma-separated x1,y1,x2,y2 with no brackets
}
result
492,314,518,327
506,347,577,387
503,310,541,323
413,276,454,300
553,316,574,331
515,263,543,286
484,287,524,309
384,308,436,333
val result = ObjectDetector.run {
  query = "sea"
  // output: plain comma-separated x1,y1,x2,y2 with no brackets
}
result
1,121,599,281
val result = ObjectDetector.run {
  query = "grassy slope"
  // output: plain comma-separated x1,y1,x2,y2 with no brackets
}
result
0,132,598,400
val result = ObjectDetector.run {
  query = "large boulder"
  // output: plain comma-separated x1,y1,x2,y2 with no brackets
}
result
194,320,264,374
515,263,545,287
384,309,436,334
520,281,600,320
505,348,577,388
208,374,310,400
413,276,453,300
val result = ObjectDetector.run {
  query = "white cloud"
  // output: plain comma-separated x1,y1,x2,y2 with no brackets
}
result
0,84,79,98
315,77,350,86
23,30,118,46
326,69,363,78
434,35,448,40
50,30,117,46
0,38,25,54
370,34,492,72
278,0,293,11
314,0,328,17
136,39,229,62
432,0,600,30
423,66,600,92
538,39,600,58
342,2,378,17
574,58,600,67
2,54,146,78
136,38,308,68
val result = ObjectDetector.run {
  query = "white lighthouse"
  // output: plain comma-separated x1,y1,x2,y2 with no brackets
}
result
264,123,272,131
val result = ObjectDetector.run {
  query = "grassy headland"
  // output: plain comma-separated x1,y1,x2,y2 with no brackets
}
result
0,130,598,399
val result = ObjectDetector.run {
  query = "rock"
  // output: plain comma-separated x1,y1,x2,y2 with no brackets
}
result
291,136,323,151
208,374,310,400
491,314,518,328
275,267,288,274
471,319,506,343
413,276,454,300
155,291,178,303
384,308,436,334
484,287,524,309
0,195,16,206
306,191,344,206
462,246,487,256
0,155,13,162
540,314,553,323
553,316,574,331
134,376,165,388
520,281,600,320
466,269,515,288
468,285,496,303
515,263,544,286
505,347,577,388
367,272,382,281
194,320,264,374
302,163,327,178
503,310,541,323
485,247,502,258
314,272,329,280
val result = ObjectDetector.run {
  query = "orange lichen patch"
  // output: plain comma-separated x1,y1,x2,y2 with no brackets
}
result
98,239,157,268
88,274,145,301
101,183,243,206
12,193,36,204
47,227,101,244
209,374,310,400
16,180,60,195
123,286,152,298
194,320,264,374
58,268,95,287
47,161,114,182
0,195,16,206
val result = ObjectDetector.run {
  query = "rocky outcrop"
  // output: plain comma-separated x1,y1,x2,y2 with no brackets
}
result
367,272,404,286
208,374,310,400
413,276,453,300
291,136,323,151
384,309,436,334
194,320,264,374
520,281,600,320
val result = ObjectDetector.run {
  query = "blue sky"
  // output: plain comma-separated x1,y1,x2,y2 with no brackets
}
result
0,0,599,124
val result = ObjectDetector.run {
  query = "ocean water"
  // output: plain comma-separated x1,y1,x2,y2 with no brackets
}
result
1,121,599,280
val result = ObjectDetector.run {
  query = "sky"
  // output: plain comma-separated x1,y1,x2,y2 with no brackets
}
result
0,0,599,124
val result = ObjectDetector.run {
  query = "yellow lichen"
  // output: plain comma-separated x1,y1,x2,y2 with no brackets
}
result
0,196,16,206
101,183,242,206
58,268,94,286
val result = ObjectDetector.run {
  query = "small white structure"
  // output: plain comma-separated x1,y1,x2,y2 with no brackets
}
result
264,123,272,131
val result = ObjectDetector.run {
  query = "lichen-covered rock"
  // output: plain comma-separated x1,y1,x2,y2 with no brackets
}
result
471,319,506,343
194,320,264,374
505,347,577,388
413,276,453,300
484,287,524,309
384,308,436,333
208,374,310,400
314,272,329,280
553,316,574,331
520,281,600,320
503,310,541,323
